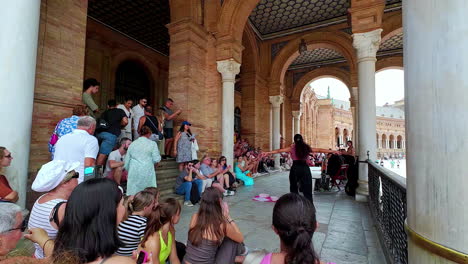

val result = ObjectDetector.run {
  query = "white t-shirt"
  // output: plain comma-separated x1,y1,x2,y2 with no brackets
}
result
53,129,99,183
117,104,134,133
132,105,145,131
104,149,125,178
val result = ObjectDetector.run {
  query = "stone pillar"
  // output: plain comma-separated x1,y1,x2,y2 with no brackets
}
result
386,139,390,149
292,111,302,138
0,0,40,206
377,134,381,149
270,96,284,169
217,59,241,167
353,29,381,202
406,1,468,261
350,87,359,154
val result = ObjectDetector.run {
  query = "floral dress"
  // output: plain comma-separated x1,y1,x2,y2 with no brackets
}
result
124,136,161,195
48,115,80,158
176,132,193,163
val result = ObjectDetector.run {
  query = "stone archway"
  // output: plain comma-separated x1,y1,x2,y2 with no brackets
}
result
269,31,357,95
292,67,352,103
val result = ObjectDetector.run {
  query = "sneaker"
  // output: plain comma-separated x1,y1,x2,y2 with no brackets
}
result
228,190,235,196
184,201,194,207
223,190,229,197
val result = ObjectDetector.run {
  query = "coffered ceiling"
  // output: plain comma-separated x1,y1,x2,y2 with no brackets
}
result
379,32,403,53
290,48,345,68
87,0,170,56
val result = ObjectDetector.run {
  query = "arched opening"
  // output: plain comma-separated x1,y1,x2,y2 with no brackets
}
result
115,60,151,104
376,68,404,107
382,134,387,149
389,135,395,149
343,129,349,142
335,127,341,148
397,135,403,149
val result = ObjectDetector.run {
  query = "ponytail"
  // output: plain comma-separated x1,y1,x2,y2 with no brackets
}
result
273,193,319,264
285,226,317,264
293,134,312,160
126,191,155,218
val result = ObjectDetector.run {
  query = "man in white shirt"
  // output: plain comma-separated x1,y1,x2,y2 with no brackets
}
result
53,116,99,183
104,137,132,185
131,97,147,140
117,98,134,141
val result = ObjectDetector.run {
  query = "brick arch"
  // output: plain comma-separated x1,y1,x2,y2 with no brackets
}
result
217,0,261,43
381,11,402,39
241,25,260,72
376,56,403,72
110,51,159,101
270,31,357,95
292,67,352,103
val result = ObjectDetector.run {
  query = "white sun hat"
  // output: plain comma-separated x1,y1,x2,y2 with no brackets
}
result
32,160,80,192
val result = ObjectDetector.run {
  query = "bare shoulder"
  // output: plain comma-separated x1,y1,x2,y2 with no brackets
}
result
105,255,135,263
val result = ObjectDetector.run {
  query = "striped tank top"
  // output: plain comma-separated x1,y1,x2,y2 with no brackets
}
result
28,194,66,259
116,215,147,256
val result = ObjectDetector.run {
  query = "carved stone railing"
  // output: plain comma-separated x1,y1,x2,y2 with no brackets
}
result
368,160,407,264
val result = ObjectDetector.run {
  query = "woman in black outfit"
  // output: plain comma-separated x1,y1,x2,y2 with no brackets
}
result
264,134,336,203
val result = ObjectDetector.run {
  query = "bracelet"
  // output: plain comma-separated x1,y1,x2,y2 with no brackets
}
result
42,239,52,250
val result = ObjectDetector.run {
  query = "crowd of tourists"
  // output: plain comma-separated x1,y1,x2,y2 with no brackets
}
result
0,78,351,263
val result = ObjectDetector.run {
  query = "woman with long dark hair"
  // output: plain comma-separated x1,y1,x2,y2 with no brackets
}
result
25,178,133,264
183,187,247,264
245,193,335,264
263,134,336,203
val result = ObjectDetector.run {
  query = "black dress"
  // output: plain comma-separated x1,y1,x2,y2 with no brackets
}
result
289,147,314,203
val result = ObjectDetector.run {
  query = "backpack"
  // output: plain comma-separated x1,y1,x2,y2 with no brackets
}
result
96,111,110,132
190,182,201,205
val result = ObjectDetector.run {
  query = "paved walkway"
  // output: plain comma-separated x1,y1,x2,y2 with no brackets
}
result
174,171,387,264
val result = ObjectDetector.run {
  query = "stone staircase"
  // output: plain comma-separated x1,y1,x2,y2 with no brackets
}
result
156,159,183,201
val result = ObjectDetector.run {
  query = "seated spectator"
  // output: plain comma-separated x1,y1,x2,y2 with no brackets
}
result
0,203,28,258
245,193,334,264
104,137,132,185
96,99,128,166
25,178,134,263
53,116,99,183
218,156,237,191
48,105,88,159
184,187,247,264
234,156,254,186
28,160,80,259
116,191,157,256
175,161,203,207
200,156,234,196
0,147,18,202
138,198,182,264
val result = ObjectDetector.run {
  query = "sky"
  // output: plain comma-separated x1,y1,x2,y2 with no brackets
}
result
308,69,404,106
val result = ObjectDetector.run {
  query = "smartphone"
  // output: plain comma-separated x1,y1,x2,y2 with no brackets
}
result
84,166,95,181
136,250,148,264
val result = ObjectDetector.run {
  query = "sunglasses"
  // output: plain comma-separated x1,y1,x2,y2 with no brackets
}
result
9,219,27,232
4,154,12,159
63,171,79,182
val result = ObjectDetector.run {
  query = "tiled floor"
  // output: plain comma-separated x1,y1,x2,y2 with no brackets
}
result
173,171,387,264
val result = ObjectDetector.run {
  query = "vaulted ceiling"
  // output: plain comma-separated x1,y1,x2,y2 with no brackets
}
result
87,0,170,56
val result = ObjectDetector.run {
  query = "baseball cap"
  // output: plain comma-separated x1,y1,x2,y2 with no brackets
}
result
182,121,192,126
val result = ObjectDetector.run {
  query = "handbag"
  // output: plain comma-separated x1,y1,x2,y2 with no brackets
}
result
146,116,164,140
49,133,59,146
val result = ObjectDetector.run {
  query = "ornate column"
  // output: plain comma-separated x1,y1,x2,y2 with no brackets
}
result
0,0,40,206
270,95,284,169
406,1,468,262
353,29,382,202
217,59,241,167
292,111,302,138
386,138,390,149
377,134,381,149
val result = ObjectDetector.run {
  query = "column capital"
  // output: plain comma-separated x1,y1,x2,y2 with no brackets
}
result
217,59,240,82
292,110,302,119
269,95,284,108
352,29,382,61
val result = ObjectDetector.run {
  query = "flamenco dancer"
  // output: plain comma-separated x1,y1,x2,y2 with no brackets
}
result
263,134,336,203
